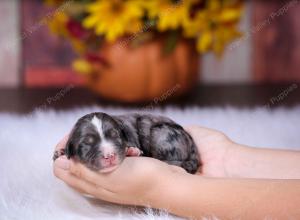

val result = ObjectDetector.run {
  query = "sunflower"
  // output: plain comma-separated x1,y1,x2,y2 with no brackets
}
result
47,11,69,37
183,0,243,55
146,0,196,32
83,0,145,42
44,0,244,58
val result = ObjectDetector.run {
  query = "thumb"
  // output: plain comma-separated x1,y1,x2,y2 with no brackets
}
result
55,156,71,170
169,165,187,174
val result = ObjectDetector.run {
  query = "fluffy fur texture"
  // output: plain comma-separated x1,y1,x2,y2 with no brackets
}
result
1,106,300,220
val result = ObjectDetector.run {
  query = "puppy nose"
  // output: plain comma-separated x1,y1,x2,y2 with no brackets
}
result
103,153,116,162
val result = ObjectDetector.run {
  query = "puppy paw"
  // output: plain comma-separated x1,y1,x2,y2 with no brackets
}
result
52,148,65,161
126,147,143,156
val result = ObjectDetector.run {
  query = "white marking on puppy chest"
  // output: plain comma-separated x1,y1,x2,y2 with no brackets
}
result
91,116,115,156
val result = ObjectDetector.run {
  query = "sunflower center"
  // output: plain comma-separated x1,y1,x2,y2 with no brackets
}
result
111,1,124,14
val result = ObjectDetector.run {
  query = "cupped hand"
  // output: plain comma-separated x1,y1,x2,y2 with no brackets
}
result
53,125,237,205
53,135,186,206
185,126,237,178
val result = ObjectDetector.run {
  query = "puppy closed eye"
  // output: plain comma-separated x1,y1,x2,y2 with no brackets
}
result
80,144,91,154
84,136,96,145
108,129,119,138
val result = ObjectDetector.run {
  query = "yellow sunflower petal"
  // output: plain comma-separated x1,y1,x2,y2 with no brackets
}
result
208,0,222,11
72,59,93,75
218,8,243,23
48,12,69,37
83,14,100,28
82,0,144,42
197,31,213,53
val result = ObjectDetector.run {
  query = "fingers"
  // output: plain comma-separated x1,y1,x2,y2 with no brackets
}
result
185,125,209,136
55,156,114,190
55,156,100,184
184,125,198,132
53,135,70,161
55,134,70,151
69,160,102,185
54,165,96,195
53,157,115,201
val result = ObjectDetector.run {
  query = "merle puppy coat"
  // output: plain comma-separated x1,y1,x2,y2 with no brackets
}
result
54,112,201,174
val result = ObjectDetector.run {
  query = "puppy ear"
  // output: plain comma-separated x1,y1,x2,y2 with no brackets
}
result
65,138,75,159
113,118,129,142
120,128,129,142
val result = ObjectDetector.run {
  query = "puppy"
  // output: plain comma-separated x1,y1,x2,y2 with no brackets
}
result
53,112,201,174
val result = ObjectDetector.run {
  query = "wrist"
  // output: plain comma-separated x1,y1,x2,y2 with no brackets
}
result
148,171,208,219
146,170,190,210
224,142,252,178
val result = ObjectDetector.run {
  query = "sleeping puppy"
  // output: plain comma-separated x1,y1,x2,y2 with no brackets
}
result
53,112,201,174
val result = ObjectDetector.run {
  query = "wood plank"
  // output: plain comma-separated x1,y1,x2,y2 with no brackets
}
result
0,0,20,87
1,84,299,113
25,67,84,87
21,0,82,87
202,2,252,84
253,0,300,82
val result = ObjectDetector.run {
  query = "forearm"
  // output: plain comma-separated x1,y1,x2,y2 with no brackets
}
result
227,143,300,179
150,173,300,219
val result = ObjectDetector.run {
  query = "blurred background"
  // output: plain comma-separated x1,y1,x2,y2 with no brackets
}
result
1,2,299,219
0,0,299,112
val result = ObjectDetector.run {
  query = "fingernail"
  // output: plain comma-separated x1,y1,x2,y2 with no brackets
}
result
55,157,70,170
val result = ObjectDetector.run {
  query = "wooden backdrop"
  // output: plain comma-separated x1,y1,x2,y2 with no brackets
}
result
253,0,300,82
22,0,83,86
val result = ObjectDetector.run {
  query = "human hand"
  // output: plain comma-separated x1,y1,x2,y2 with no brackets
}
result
185,126,239,178
53,135,187,206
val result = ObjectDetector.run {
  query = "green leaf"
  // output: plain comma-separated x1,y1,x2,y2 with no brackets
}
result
163,31,179,55
130,32,154,49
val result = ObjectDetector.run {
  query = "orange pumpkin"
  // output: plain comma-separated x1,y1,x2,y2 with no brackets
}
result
84,38,199,103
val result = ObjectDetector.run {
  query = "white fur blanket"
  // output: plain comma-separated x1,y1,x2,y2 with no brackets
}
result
1,106,300,220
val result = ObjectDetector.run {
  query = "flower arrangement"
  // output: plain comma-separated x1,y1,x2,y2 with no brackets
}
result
45,0,244,75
